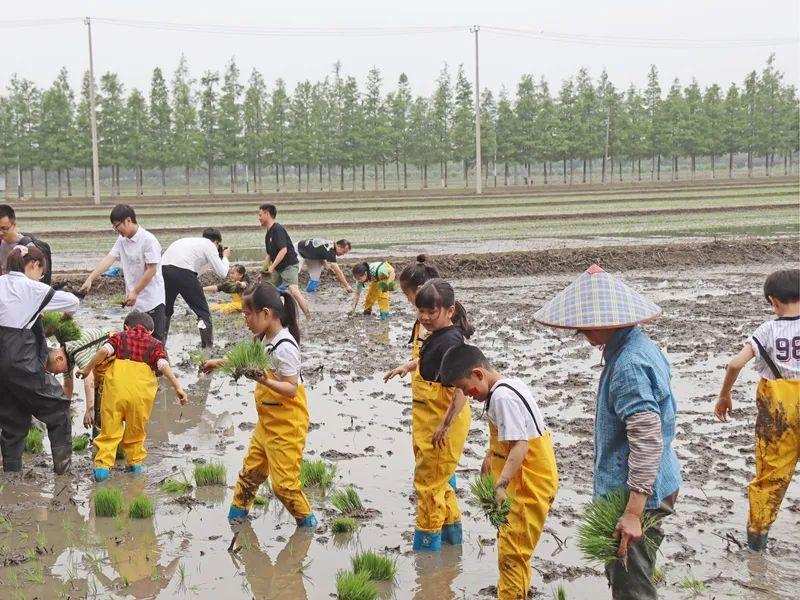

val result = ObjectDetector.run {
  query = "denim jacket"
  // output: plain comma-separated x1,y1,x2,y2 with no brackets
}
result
594,326,682,509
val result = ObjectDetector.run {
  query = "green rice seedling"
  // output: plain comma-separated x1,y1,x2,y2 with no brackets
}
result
109,293,126,307
187,349,208,366
552,583,568,600
194,461,227,486
331,486,364,516
652,566,665,585
72,434,90,452
220,340,272,381
253,494,268,506
24,427,44,454
335,570,378,600
469,473,512,529
577,489,660,566
679,576,707,594
42,313,82,344
160,475,193,494
94,487,124,517
331,517,358,534
351,550,397,582
128,494,155,519
300,459,336,489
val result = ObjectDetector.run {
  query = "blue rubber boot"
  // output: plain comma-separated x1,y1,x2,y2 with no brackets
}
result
93,468,110,482
448,474,457,491
379,311,390,321
305,279,319,293
412,529,442,552
441,522,463,545
228,505,249,521
102,266,121,278
296,513,318,528
125,464,145,474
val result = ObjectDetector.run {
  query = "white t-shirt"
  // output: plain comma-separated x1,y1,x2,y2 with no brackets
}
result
110,226,165,312
749,316,800,380
0,271,80,328
262,328,301,377
487,377,547,442
161,237,229,277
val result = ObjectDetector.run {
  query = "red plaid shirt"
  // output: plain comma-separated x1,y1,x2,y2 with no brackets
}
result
107,324,168,372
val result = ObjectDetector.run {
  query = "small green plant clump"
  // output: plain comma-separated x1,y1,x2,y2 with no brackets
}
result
187,349,208,366
161,476,193,494
300,459,336,489
679,576,707,593
335,570,378,600
577,489,660,566
42,312,83,343
331,486,364,516
72,434,90,452
109,293,127,307
94,487,124,517
652,566,665,585
194,461,227,486
331,517,358,534
351,550,397,582
24,427,44,454
469,473,512,529
128,494,155,519
221,340,272,381
552,583,568,600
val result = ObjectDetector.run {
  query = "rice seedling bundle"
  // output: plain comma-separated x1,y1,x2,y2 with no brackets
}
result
128,494,155,519
220,340,272,381
469,474,512,529
160,476,193,494
577,489,660,566
331,486,364,516
193,461,227,486
109,293,126,307
72,434,90,452
331,517,358,534
300,459,336,489
94,487,124,517
335,570,378,600
41,312,82,343
24,427,44,454
351,550,397,582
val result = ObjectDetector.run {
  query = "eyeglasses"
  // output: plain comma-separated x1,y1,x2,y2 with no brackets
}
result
112,221,124,232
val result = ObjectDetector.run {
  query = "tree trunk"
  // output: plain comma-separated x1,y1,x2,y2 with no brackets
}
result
542,161,547,185
638,158,642,181
504,162,509,186
402,162,407,189
360,164,365,190
690,154,695,180
423,162,428,188
275,163,280,191
57,169,63,198
30,168,35,198
395,161,401,191
656,154,661,180
83,167,88,197
582,159,587,183
765,153,770,177
352,165,357,192
339,165,344,190
207,164,213,194
569,159,574,184
44,169,49,197
747,149,753,178
297,164,302,191
161,167,167,195
562,158,566,184
729,152,734,178
464,160,469,188
784,154,788,175
230,164,235,193
373,164,378,191
444,161,448,188
3,167,8,199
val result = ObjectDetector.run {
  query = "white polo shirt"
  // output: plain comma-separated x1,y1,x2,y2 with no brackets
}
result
749,316,800,380
162,237,229,277
487,377,547,441
0,271,80,328
261,328,301,377
110,226,165,312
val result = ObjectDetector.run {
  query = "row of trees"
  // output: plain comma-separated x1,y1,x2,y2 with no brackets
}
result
0,55,797,197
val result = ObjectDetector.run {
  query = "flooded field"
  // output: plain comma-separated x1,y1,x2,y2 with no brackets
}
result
1,260,798,599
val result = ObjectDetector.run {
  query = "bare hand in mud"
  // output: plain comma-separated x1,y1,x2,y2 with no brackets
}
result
495,486,508,505
481,454,491,475
432,423,449,447
175,387,188,405
83,409,94,428
78,279,92,295
384,365,408,382
123,290,138,307
242,369,266,383
614,512,643,561
201,359,225,373
715,393,733,422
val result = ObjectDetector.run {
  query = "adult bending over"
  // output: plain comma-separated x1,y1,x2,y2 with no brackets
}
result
297,238,352,293
79,204,167,341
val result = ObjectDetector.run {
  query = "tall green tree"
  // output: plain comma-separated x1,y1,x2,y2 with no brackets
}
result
408,95,433,188
124,88,149,195
198,70,221,194
388,73,412,189
267,78,290,190
554,78,577,183
362,66,389,189
0,97,14,199
495,86,517,185
74,71,95,196
431,64,453,187
574,67,600,182
643,65,663,179
621,85,647,180
8,75,41,197
660,78,685,179
39,67,76,197
288,80,314,191
148,67,172,194
479,88,498,186
514,74,537,184
450,64,475,187
98,72,126,195
722,83,744,177
757,54,783,175
681,79,705,179
701,83,724,177
338,75,362,191
171,55,200,195
742,70,759,177
242,68,267,192
219,58,243,192
534,77,557,183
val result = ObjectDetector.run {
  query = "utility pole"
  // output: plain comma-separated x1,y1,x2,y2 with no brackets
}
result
471,25,482,195
85,17,101,205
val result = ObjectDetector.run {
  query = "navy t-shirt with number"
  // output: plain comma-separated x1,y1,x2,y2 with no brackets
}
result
265,223,299,271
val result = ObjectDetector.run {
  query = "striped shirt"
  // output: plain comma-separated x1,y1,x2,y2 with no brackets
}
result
487,378,546,441
64,327,113,370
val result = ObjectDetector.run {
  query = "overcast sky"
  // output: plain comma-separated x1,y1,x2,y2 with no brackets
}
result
2,0,798,98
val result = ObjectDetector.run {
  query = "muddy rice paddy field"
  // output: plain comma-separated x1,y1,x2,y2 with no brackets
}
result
1,247,799,599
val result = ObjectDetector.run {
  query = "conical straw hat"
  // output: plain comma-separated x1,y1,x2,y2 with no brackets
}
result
534,264,662,330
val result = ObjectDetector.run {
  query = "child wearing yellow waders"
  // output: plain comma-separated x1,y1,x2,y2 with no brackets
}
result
204,264,250,314
78,311,187,482
351,261,395,320
202,282,317,528
440,344,558,600
715,268,800,551
385,277,472,551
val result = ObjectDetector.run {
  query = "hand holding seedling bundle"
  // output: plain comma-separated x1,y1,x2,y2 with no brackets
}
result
202,340,272,381
470,473,513,529
41,312,82,344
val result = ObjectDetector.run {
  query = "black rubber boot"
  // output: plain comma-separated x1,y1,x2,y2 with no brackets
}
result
747,530,769,551
199,322,213,348
51,444,72,475
363,308,373,316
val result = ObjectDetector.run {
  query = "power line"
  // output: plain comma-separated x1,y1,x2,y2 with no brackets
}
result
0,17,81,29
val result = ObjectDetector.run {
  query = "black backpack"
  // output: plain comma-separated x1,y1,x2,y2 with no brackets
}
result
19,232,53,285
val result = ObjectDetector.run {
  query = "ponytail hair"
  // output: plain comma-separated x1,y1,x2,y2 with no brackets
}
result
399,254,440,293
352,262,370,279
6,245,47,273
415,278,474,338
243,283,301,343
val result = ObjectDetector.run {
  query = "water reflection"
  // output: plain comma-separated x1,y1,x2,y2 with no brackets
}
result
413,545,463,600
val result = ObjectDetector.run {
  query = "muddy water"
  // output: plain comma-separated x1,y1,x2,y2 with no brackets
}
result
2,262,799,599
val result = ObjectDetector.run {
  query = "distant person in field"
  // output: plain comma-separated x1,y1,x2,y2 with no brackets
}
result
0,204,54,284
257,204,311,318
79,204,168,341
534,265,681,600
715,268,800,552
160,228,231,348
351,260,396,320
296,238,353,294
204,264,251,314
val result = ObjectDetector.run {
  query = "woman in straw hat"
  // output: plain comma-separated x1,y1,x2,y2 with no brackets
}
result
534,265,681,600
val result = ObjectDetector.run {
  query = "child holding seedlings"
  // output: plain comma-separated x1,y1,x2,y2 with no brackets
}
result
351,261,396,320
79,311,187,481
385,278,472,551
204,264,250,314
715,268,800,551
202,282,318,528
439,344,559,600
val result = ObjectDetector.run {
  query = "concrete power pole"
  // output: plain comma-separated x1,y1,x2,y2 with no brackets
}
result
85,17,101,205
471,25,482,195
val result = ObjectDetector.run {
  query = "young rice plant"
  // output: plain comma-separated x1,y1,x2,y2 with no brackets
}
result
351,550,397,581
469,473,512,529
335,570,378,600
41,312,83,343
577,489,660,566
24,427,44,454
331,486,364,516
300,459,336,489
94,487,124,517
331,517,358,534
221,340,272,381
72,434,90,452
128,494,155,519
194,461,227,486
160,474,193,494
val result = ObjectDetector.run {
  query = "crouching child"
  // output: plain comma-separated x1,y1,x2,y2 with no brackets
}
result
440,344,558,600
78,311,187,481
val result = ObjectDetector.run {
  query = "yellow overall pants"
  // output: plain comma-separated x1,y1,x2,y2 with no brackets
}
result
232,378,312,519
411,326,471,533
363,264,395,314
489,424,559,600
748,378,800,534
211,293,243,314
93,359,158,469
